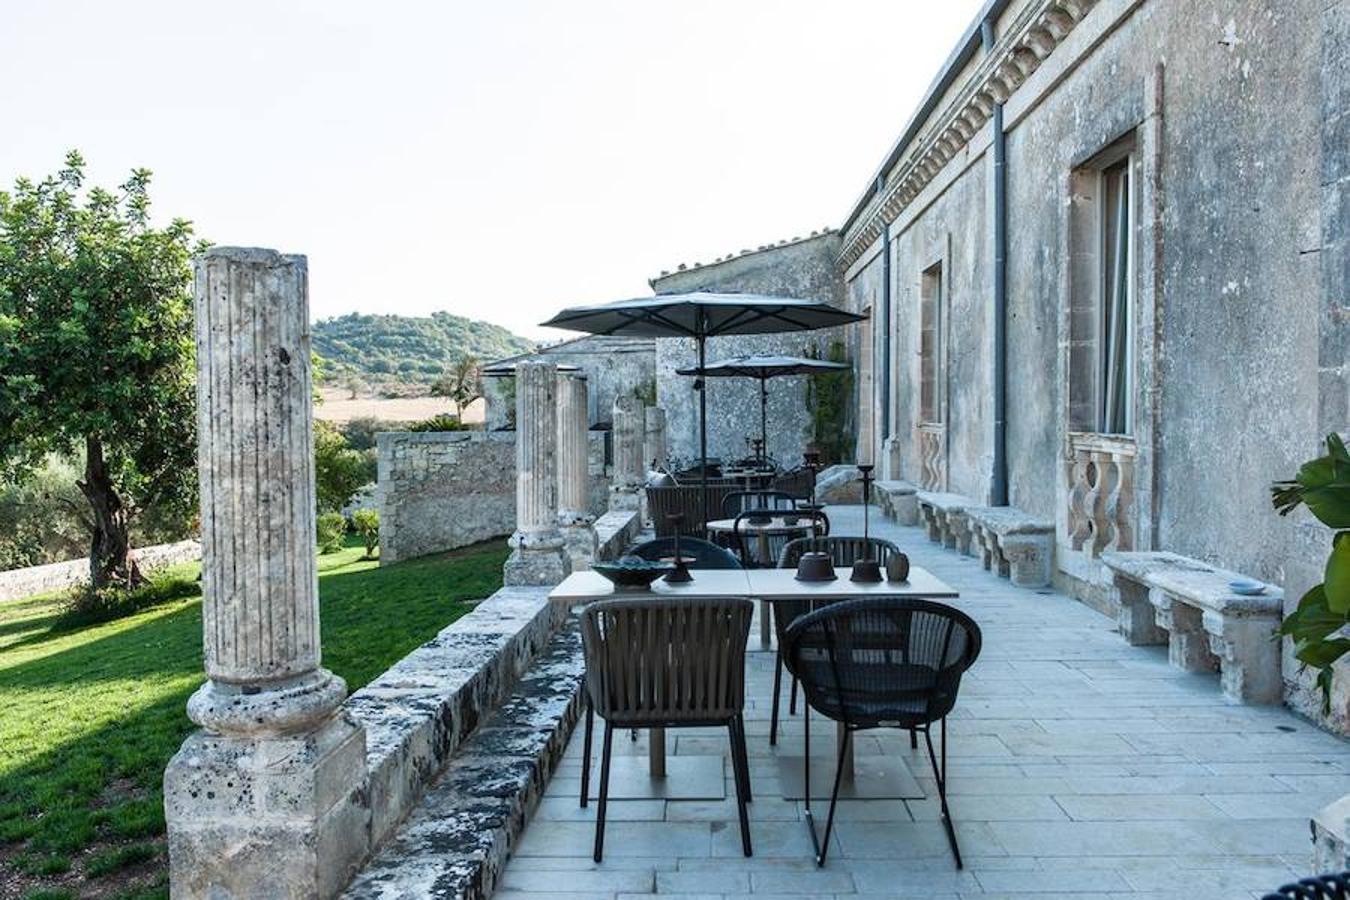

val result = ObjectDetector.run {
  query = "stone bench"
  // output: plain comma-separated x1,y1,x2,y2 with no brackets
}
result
1101,551,1284,704
916,491,974,553
875,480,919,525
965,506,1054,588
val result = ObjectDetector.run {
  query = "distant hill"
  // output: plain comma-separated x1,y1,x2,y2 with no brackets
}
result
313,312,536,385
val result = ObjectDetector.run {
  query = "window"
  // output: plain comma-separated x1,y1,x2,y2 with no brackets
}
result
919,262,943,424
1098,158,1132,434
1068,136,1135,436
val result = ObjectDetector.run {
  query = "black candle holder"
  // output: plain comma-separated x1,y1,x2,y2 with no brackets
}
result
664,513,692,583
851,463,882,583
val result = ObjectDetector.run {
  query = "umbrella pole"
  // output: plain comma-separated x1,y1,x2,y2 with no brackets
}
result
760,379,768,464
698,335,709,529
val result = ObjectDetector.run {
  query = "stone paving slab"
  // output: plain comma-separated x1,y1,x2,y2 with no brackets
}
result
493,506,1346,899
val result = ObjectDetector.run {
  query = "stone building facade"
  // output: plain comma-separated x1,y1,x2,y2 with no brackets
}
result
639,0,1345,728
650,232,852,466
483,335,656,430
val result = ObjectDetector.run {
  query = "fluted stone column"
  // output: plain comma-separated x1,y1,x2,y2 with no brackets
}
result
609,394,644,512
504,362,571,585
557,373,598,569
164,248,368,899
643,406,668,471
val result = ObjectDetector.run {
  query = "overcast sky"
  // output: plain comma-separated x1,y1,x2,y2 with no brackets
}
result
2,1,982,339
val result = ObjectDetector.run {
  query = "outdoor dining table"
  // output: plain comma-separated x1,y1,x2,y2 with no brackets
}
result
547,563,960,801
746,566,959,800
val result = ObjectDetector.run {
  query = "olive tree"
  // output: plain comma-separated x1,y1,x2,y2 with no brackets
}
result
0,152,198,588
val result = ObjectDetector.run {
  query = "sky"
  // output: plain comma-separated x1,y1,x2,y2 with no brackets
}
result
2,0,984,340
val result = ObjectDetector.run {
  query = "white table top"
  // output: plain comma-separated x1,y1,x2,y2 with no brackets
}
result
705,516,815,535
548,565,957,603
745,566,958,600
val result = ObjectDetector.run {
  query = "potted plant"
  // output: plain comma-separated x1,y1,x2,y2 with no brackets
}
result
1273,433,1350,711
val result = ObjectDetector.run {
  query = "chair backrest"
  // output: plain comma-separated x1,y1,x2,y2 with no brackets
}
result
770,466,815,500
580,596,753,725
782,597,981,728
646,484,742,537
731,507,829,568
630,536,744,570
778,536,902,570
721,490,796,519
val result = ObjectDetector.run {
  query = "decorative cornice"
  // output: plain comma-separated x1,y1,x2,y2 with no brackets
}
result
837,0,1099,271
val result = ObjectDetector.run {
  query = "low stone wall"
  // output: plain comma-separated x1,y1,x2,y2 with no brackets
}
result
378,431,611,565
0,539,201,604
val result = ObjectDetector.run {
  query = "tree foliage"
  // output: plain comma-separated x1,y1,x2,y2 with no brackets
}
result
312,312,533,386
314,420,373,513
0,152,199,587
1274,433,1350,710
431,354,484,412
804,340,855,465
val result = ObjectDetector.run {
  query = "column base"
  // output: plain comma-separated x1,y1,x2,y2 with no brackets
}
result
503,545,572,586
561,523,599,571
164,714,369,900
187,668,348,737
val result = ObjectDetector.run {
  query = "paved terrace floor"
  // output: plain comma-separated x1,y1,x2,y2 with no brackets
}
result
497,506,1349,899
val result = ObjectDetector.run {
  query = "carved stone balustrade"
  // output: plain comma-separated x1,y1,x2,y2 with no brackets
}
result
1065,432,1136,557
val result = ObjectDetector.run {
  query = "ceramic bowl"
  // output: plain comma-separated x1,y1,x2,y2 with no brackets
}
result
593,559,675,590
1228,578,1267,596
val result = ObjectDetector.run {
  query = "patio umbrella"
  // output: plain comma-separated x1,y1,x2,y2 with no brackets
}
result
676,354,849,464
540,292,866,524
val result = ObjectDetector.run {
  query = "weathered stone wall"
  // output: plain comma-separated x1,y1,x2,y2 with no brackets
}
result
841,0,1337,724
377,431,609,564
0,540,202,604
651,232,849,465
483,336,656,430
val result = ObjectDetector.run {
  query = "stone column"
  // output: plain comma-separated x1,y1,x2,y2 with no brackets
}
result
557,373,598,568
609,394,644,512
643,406,668,471
503,361,571,585
165,248,368,899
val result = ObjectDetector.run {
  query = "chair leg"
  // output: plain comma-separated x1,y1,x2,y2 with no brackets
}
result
770,652,783,746
732,715,752,803
923,719,963,869
579,698,594,808
811,728,850,868
789,674,798,716
909,727,918,750
593,722,614,863
727,720,752,857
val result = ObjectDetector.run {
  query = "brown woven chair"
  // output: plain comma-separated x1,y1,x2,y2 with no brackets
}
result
769,536,904,746
579,596,754,861
646,483,742,537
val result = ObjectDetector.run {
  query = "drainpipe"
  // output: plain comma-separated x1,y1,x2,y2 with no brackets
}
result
880,206,891,456
983,17,1009,507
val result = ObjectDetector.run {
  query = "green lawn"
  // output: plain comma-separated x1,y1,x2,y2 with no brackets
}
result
0,537,508,900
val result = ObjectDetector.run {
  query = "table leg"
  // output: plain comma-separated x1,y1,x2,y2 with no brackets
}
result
649,727,666,778
760,599,771,650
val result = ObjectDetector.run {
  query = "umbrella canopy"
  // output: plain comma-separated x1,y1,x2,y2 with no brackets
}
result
675,355,849,462
541,292,866,525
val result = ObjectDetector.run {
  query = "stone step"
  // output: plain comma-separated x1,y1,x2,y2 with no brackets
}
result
342,617,584,900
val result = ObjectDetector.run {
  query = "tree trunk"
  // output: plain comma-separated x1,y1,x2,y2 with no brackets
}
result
78,436,140,590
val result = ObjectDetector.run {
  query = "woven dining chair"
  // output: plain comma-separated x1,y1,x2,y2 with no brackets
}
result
1261,872,1350,899
731,507,829,568
721,489,797,519
579,596,755,862
783,597,981,868
767,536,904,746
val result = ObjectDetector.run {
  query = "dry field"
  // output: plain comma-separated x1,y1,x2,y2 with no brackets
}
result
315,389,485,425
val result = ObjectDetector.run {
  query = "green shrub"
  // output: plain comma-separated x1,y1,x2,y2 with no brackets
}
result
57,572,201,628
804,340,855,465
351,509,379,559
407,413,471,433
317,512,347,554
315,420,373,513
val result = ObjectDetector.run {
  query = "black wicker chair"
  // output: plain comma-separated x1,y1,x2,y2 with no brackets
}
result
783,597,981,868
730,507,829,568
721,490,797,519
768,536,904,746
1263,873,1350,899
630,536,744,570
579,596,754,861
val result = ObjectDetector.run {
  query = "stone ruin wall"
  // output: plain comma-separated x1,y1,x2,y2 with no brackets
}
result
377,430,609,564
